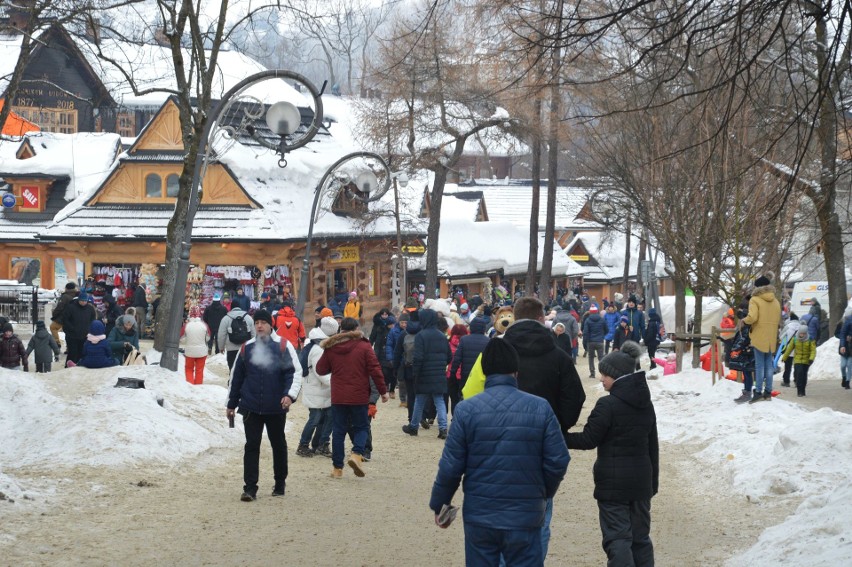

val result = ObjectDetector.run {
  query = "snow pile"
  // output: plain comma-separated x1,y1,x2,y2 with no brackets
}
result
808,337,842,381
651,369,852,566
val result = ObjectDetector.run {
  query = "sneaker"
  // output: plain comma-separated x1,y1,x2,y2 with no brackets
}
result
763,391,772,401
734,391,751,403
330,467,343,479
437,429,448,440
748,391,764,404
402,424,418,436
240,491,256,502
420,419,431,430
347,453,365,477
362,451,372,462
272,484,285,497
296,444,314,458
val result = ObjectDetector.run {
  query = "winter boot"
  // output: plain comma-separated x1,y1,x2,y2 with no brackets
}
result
734,390,752,403
316,443,332,458
330,467,343,479
843,380,850,390
240,491,256,502
748,390,763,404
347,453,365,477
437,429,448,440
272,482,285,497
763,390,772,401
296,443,314,457
402,424,418,436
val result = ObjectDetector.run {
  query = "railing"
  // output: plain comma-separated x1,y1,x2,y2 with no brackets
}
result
0,287,44,328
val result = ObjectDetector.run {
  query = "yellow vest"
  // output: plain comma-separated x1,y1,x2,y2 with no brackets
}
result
460,353,486,399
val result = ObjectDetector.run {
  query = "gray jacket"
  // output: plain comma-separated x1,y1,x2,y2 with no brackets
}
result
216,309,256,352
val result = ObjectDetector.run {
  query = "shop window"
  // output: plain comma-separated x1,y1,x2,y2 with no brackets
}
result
145,173,162,198
11,257,40,286
166,174,180,197
327,267,354,309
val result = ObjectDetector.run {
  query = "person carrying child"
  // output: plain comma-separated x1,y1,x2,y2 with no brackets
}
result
26,321,60,372
0,322,29,372
782,324,816,397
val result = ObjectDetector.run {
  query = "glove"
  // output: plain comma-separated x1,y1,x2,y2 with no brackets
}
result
54,355,60,362
367,404,377,418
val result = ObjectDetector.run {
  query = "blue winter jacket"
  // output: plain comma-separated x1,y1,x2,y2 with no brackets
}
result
386,322,405,362
840,315,852,357
800,313,819,341
603,311,620,341
582,313,608,343
449,316,491,383
227,336,295,415
429,374,571,529
412,309,452,394
77,339,118,368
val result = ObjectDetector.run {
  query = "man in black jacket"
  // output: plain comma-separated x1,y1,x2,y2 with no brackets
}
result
402,309,452,438
132,283,148,333
203,293,229,354
502,296,585,560
51,282,78,350
62,291,97,366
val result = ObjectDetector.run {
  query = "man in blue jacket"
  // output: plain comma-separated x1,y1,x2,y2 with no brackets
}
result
226,310,295,502
430,338,570,565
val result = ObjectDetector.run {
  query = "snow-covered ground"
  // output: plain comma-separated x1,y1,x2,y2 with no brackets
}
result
2,354,851,565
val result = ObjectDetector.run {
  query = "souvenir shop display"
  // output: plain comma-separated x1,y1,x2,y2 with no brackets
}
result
263,265,291,298
203,265,260,305
185,266,205,313
91,264,141,308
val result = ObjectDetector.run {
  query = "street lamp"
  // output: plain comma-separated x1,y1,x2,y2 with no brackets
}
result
294,152,407,318
160,70,323,372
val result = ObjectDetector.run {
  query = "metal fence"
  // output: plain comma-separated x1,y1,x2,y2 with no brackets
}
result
0,287,44,329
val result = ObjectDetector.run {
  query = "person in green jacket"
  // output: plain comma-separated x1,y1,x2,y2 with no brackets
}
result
108,317,140,365
782,325,816,398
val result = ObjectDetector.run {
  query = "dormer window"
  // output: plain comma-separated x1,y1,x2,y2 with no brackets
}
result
145,172,180,199
331,182,368,217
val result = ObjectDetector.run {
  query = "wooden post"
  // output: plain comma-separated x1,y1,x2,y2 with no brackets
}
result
710,326,719,384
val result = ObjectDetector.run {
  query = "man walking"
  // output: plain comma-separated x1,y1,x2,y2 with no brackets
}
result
226,310,295,502
50,282,77,351
217,305,255,371
62,291,97,366
316,317,389,479
502,296,586,559
430,339,570,565
582,304,607,379
402,309,452,439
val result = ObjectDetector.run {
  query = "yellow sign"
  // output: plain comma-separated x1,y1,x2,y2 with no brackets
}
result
570,254,589,262
329,246,360,264
402,245,426,254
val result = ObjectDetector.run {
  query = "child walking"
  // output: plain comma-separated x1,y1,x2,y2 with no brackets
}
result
782,325,816,397
26,320,61,372
0,322,29,372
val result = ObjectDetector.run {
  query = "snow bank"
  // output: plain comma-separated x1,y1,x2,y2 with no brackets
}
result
651,369,852,565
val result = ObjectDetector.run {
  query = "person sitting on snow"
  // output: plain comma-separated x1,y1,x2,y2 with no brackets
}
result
69,321,118,368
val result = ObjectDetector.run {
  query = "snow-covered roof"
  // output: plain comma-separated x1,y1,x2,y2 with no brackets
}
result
446,180,598,230
0,35,22,93
408,217,586,278
565,230,668,282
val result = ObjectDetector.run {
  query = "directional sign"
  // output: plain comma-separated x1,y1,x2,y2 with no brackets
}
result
1,192,16,208
402,245,425,254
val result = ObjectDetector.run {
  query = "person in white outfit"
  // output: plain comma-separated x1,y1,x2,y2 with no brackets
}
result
181,309,210,384
296,317,339,457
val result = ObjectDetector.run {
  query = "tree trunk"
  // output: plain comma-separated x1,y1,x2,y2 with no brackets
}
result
538,73,559,302
692,291,703,368
525,100,542,296
674,276,687,373
622,216,632,295
424,165,449,299
637,234,647,299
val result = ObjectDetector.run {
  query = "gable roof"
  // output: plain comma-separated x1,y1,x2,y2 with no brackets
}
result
564,231,668,282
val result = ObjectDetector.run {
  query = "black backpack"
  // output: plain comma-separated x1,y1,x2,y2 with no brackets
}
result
728,329,754,371
227,313,252,345
299,342,316,377
403,333,416,366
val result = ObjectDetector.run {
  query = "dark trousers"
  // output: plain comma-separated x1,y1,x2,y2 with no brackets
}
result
382,363,397,393
332,404,368,469
403,370,415,423
794,363,809,395
464,521,542,566
598,499,654,567
299,407,332,448
226,349,239,371
208,335,221,354
36,362,52,373
446,377,462,415
66,338,85,365
605,339,612,354
647,344,658,369
783,357,794,385
242,412,287,496
588,342,604,376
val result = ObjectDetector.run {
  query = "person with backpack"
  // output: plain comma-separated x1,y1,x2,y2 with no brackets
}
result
386,312,409,405
394,310,421,424
369,308,397,400
217,306,255,371
782,324,817,397
297,317,339,458
274,303,306,352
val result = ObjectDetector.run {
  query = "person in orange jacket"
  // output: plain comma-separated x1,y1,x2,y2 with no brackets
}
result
274,303,306,351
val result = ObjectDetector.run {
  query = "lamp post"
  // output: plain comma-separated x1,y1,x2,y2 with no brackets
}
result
160,70,323,372
295,152,407,319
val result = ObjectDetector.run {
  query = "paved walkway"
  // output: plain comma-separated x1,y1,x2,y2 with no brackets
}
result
782,379,852,414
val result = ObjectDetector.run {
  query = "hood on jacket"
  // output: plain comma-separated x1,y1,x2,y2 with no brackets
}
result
89,320,106,335
648,308,660,321
610,370,652,409
751,284,776,301
503,319,555,356
586,313,603,323
280,306,296,318
469,315,489,335
320,330,367,354
419,308,438,329
372,308,392,327
308,327,328,341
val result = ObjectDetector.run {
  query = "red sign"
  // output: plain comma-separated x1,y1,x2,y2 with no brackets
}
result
20,186,39,209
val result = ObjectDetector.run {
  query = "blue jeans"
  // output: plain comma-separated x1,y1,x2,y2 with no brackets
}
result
331,405,368,469
410,393,448,431
743,369,753,392
754,348,774,393
842,356,852,382
465,522,542,566
299,407,332,448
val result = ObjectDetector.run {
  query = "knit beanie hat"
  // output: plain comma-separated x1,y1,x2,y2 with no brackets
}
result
36,320,46,329
320,307,334,318
481,338,519,376
598,341,641,379
77,291,89,302
89,320,106,336
2,322,13,333
253,309,274,326
320,316,339,337
754,272,773,287
398,311,410,322
65,282,77,290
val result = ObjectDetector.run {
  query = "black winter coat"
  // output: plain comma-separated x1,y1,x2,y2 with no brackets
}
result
450,331,490,384
203,301,228,338
566,371,659,501
62,301,97,341
369,310,394,364
503,320,586,433
582,313,608,343
51,290,78,323
132,286,148,309
644,310,662,348
412,309,452,394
